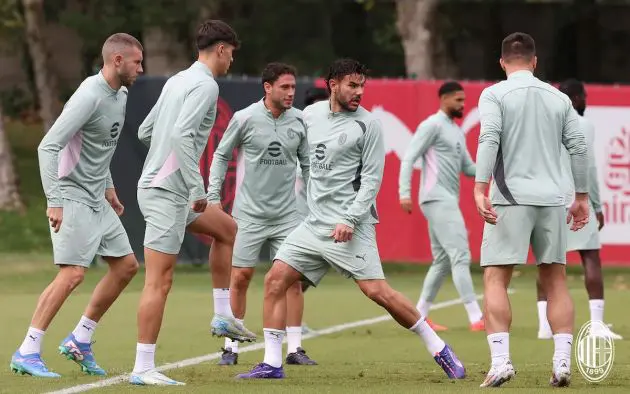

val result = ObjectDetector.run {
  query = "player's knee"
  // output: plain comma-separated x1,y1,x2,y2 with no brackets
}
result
122,258,139,280
264,267,289,297
225,217,238,244
57,265,85,291
287,280,302,296
232,268,254,289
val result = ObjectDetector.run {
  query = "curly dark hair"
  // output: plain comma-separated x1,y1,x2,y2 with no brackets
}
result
325,58,368,93
261,62,297,86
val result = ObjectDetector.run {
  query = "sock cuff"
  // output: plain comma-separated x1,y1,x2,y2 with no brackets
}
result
285,326,302,333
589,299,604,306
537,300,548,305
137,343,156,352
553,333,573,340
80,315,98,326
487,332,509,340
28,327,45,335
409,318,424,332
263,328,285,335
213,288,230,298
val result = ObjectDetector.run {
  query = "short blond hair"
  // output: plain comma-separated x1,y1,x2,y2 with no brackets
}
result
102,33,143,61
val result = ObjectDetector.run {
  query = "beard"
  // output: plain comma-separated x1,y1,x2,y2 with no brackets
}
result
449,109,464,118
575,105,585,116
118,72,136,88
337,96,360,112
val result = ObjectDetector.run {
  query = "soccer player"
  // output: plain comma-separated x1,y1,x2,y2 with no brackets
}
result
398,81,484,333
130,20,255,386
474,33,589,388
237,58,466,380
10,33,144,378
211,63,316,366
536,79,622,340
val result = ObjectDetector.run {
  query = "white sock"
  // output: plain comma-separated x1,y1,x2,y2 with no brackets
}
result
464,301,483,323
410,318,445,354
589,299,604,322
537,301,552,333
286,326,302,354
263,329,284,368
487,332,510,367
19,327,45,355
553,333,573,368
133,343,156,374
224,318,243,353
213,288,234,318
417,299,431,318
72,315,98,343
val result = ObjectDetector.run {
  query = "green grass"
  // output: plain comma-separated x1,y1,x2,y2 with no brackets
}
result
0,121,51,253
1,258,629,393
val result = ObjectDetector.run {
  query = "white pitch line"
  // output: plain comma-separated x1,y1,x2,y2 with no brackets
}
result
47,290,509,394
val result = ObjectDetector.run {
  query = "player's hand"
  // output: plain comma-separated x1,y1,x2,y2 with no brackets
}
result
105,188,124,216
567,193,589,231
474,189,497,225
192,198,208,213
46,207,63,233
399,198,413,214
331,223,353,243
596,212,605,231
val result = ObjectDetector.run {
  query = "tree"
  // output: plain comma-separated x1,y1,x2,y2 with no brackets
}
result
0,105,24,211
394,0,439,79
22,0,62,132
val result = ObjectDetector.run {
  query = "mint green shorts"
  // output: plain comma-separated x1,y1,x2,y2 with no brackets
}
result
50,199,133,267
274,222,384,286
232,218,300,268
480,205,567,266
137,188,201,255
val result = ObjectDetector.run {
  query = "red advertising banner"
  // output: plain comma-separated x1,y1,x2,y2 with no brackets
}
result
353,79,630,266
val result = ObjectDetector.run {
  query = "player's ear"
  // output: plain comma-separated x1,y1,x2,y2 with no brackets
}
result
263,81,272,95
114,54,123,67
499,58,506,72
532,56,538,70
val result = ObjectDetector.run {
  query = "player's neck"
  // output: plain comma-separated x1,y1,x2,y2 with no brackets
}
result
504,65,533,77
439,106,453,120
197,53,220,77
100,66,121,90
263,97,284,118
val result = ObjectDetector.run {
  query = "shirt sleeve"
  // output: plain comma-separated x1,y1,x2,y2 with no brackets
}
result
172,81,217,202
475,89,502,184
585,122,601,211
106,169,114,189
138,102,158,147
461,145,476,177
206,113,245,204
37,88,99,208
341,119,385,228
398,121,438,199
562,104,588,194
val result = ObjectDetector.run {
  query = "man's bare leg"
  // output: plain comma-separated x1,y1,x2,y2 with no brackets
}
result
355,278,465,379
60,254,139,375
187,205,256,342
133,248,178,375
479,265,515,388
13,265,86,377
538,263,574,386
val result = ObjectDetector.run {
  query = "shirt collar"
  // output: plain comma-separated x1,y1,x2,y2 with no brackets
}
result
96,71,118,95
191,61,214,77
507,70,534,80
